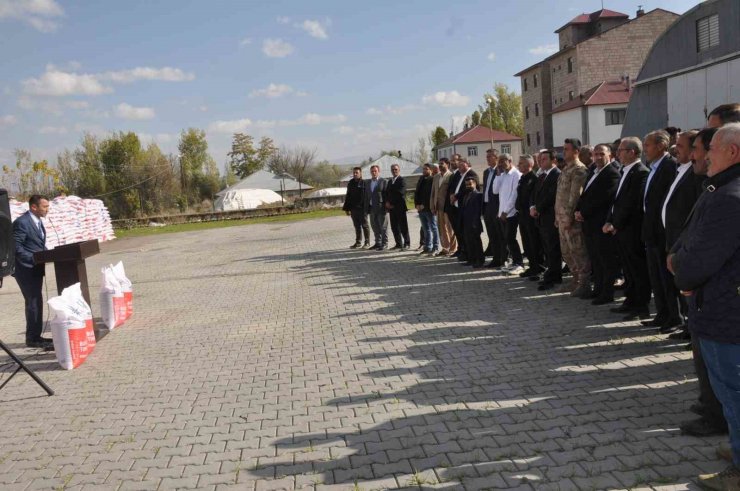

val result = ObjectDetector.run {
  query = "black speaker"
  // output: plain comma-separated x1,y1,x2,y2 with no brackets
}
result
0,189,14,278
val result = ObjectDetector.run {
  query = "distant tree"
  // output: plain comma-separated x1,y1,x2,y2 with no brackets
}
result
1,150,59,197
479,83,524,137
221,162,239,188
380,150,401,158
229,133,276,178
178,128,210,204
430,126,449,161
412,137,430,164
268,145,316,197
74,133,105,197
471,110,481,126
303,160,346,188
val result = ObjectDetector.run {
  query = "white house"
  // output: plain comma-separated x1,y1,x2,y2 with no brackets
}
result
551,81,630,148
433,125,523,176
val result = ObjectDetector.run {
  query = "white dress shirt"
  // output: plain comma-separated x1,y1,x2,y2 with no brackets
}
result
584,166,601,191
644,153,667,211
29,212,44,239
453,169,469,207
661,162,692,226
615,160,640,198
492,168,522,217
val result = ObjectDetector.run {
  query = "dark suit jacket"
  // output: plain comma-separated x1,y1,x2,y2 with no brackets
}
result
445,170,461,213
461,190,483,232
664,167,705,250
363,178,388,214
13,211,47,271
342,178,365,212
641,154,677,246
531,167,560,227
575,164,620,234
515,172,537,216
414,175,433,210
454,169,479,204
386,176,407,211
482,167,499,211
607,162,649,235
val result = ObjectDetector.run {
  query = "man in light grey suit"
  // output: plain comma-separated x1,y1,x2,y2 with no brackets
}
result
364,165,389,250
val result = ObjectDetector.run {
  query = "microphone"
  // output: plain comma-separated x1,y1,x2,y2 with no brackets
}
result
46,215,63,248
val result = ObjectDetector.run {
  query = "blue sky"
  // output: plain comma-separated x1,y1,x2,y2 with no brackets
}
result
0,0,699,167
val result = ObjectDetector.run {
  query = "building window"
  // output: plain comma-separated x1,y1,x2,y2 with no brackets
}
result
524,78,528,91
536,132,541,145
527,134,531,146
567,57,573,73
696,14,719,52
533,74,538,88
535,103,539,117
605,108,626,126
501,144,511,154
525,106,529,119
568,91,574,101
467,146,478,157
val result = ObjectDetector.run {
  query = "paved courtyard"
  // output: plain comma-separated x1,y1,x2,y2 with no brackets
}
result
0,214,727,490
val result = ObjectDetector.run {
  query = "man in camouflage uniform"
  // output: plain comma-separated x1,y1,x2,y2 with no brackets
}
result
555,138,591,296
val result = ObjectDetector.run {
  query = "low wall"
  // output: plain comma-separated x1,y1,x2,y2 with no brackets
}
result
112,206,302,229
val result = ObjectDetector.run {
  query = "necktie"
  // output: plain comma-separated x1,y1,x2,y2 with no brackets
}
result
38,220,45,239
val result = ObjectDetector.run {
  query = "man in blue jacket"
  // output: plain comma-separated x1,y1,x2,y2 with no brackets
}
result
13,195,51,349
669,123,740,489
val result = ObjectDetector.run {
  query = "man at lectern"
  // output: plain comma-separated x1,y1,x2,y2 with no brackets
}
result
13,195,52,349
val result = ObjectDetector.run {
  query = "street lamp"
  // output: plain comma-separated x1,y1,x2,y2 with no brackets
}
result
486,95,498,150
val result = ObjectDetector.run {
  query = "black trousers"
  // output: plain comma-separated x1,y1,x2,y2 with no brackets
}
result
646,244,681,322
692,334,727,425
504,215,523,265
483,201,506,264
350,209,370,244
464,228,485,265
389,207,410,247
14,265,45,342
584,230,618,300
448,207,466,255
537,218,562,282
616,230,651,310
519,213,543,272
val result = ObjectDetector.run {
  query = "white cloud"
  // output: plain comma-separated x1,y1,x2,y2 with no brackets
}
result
239,37,252,46
0,114,17,126
421,90,470,107
139,132,175,144
21,65,195,97
292,113,345,126
299,19,329,40
487,52,496,61
249,83,297,99
22,69,112,96
0,0,64,32
114,103,155,120
208,118,252,134
333,125,354,135
276,16,291,24
529,44,558,56
366,104,419,116
38,125,67,134
100,67,195,83
262,38,294,58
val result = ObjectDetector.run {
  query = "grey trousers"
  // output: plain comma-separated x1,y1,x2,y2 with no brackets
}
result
369,210,388,247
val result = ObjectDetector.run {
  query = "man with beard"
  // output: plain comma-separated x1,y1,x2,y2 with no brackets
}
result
343,166,370,249
386,164,411,250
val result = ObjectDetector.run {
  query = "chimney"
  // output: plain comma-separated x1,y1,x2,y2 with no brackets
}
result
636,5,645,17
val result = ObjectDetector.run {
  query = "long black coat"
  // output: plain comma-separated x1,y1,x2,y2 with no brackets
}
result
575,164,620,234
641,155,677,246
386,176,407,211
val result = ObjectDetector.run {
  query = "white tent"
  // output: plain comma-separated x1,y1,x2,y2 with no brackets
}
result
307,187,346,198
214,188,283,211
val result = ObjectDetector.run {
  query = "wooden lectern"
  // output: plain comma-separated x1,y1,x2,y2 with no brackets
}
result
34,240,100,306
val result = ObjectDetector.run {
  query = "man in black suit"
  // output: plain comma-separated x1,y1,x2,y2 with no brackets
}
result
13,194,52,349
641,130,679,331
530,150,562,290
516,155,543,277
364,164,388,250
603,137,651,319
450,159,478,263
482,148,506,267
575,144,620,303
460,175,485,267
386,164,411,250
444,156,461,256
343,166,370,249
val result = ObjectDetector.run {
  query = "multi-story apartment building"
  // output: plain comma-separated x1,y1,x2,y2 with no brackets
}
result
515,7,679,153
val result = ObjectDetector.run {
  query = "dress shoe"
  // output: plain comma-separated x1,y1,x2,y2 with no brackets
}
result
668,328,691,340
391,244,402,250
457,255,469,262
591,297,614,306
690,403,706,416
658,324,679,334
451,251,461,258
529,275,542,282
622,310,650,321
362,242,371,249
472,262,485,269
611,304,634,314
402,245,411,251
350,243,361,249
680,417,728,437
26,338,54,349
486,260,503,268
697,465,740,491
379,245,388,250
415,244,424,251
519,268,540,278
640,318,664,327
538,282,555,291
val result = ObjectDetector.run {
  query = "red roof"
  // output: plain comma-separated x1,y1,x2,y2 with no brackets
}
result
555,8,629,32
552,81,631,114
436,125,522,148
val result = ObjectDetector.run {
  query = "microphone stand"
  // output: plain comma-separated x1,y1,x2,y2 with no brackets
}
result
0,338,54,396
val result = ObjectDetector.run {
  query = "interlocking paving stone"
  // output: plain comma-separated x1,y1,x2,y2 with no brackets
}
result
0,214,728,489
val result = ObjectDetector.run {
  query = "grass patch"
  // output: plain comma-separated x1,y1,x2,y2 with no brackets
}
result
114,209,345,238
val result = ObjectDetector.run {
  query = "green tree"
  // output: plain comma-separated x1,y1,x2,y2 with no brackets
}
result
178,128,209,204
221,162,239,188
267,145,316,197
479,83,524,137
228,133,276,178
75,133,105,198
303,160,346,188
99,132,143,218
471,110,481,126
430,126,449,160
